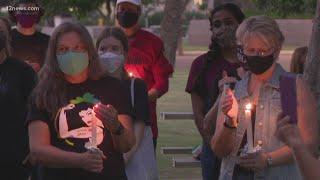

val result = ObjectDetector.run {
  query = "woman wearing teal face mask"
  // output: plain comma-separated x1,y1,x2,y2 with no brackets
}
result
27,23,135,180
96,27,158,180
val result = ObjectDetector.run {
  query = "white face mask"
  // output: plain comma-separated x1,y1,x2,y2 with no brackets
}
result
99,52,125,73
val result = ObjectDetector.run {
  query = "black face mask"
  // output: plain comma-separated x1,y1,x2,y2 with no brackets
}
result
0,32,6,51
117,11,139,28
245,54,275,75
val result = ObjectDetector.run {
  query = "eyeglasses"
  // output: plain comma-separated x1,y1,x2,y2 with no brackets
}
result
236,45,274,63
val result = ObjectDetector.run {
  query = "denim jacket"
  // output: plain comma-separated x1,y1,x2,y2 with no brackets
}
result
219,64,301,180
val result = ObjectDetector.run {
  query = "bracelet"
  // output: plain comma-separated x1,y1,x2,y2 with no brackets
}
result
223,116,237,129
223,121,237,129
266,154,273,167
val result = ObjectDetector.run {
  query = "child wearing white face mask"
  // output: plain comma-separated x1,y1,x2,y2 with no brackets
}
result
96,26,159,180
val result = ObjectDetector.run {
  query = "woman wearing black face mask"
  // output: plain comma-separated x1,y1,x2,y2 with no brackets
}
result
211,16,318,180
0,17,37,180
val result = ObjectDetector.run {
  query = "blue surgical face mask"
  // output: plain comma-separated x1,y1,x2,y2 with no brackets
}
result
99,52,125,74
57,51,89,76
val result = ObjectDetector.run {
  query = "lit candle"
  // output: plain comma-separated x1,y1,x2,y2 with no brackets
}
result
245,103,253,153
129,72,133,77
91,104,98,148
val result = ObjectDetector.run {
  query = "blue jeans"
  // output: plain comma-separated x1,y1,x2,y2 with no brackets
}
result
201,142,221,180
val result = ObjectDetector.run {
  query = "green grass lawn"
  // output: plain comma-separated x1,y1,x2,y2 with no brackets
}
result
156,69,202,180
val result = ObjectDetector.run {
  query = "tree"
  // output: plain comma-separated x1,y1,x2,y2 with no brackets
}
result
41,0,105,19
160,0,190,67
251,0,316,18
303,0,320,117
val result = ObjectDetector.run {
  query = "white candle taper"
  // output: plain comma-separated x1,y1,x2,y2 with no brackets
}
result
245,103,253,153
91,105,98,148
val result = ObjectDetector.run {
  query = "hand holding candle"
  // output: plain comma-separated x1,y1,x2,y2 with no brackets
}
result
221,87,239,120
93,103,121,134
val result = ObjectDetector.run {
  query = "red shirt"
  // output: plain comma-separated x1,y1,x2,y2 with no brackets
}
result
125,29,173,138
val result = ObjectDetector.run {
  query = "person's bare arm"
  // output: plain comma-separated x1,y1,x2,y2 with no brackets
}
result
292,144,320,180
191,93,205,138
296,77,319,155
110,115,136,153
210,92,236,158
276,116,320,180
29,121,104,172
203,94,220,144
94,104,135,153
124,122,145,164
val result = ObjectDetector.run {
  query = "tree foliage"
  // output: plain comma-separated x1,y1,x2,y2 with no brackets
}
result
251,0,317,18
41,0,105,18
41,0,154,19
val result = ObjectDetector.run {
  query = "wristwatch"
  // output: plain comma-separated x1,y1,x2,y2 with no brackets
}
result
112,124,124,135
223,116,237,129
266,154,273,167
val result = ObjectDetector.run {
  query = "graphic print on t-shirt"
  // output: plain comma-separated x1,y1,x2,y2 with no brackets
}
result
57,92,104,150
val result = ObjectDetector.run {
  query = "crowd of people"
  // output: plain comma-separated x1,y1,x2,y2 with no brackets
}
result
1,0,319,180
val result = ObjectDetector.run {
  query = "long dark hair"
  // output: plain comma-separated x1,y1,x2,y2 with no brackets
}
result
33,22,104,115
96,26,130,79
0,17,12,57
192,3,245,96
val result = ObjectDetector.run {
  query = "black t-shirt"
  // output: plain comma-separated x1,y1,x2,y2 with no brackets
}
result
11,29,50,66
0,57,37,166
123,78,151,126
27,76,132,180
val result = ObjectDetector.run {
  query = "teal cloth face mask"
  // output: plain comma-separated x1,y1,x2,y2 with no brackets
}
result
57,51,89,76
99,52,125,73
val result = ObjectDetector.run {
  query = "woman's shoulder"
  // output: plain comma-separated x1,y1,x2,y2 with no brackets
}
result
122,78,147,91
132,78,146,86
193,53,208,64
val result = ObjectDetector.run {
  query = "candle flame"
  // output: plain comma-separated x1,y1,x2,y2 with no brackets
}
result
129,72,133,77
245,103,252,111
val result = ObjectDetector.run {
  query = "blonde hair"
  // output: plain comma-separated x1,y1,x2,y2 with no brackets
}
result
236,16,285,54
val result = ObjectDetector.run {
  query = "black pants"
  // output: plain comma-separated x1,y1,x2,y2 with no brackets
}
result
4,166,29,180
153,138,157,151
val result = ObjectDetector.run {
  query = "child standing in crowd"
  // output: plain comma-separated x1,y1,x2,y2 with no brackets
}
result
212,16,318,180
185,3,245,180
0,16,37,180
115,0,174,148
290,46,308,74
27,22,135,180
96,26,158,180
9,0,49,72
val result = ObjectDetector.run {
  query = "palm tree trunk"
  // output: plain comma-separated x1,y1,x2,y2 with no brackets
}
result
304,0,320,120
160,0,190,67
